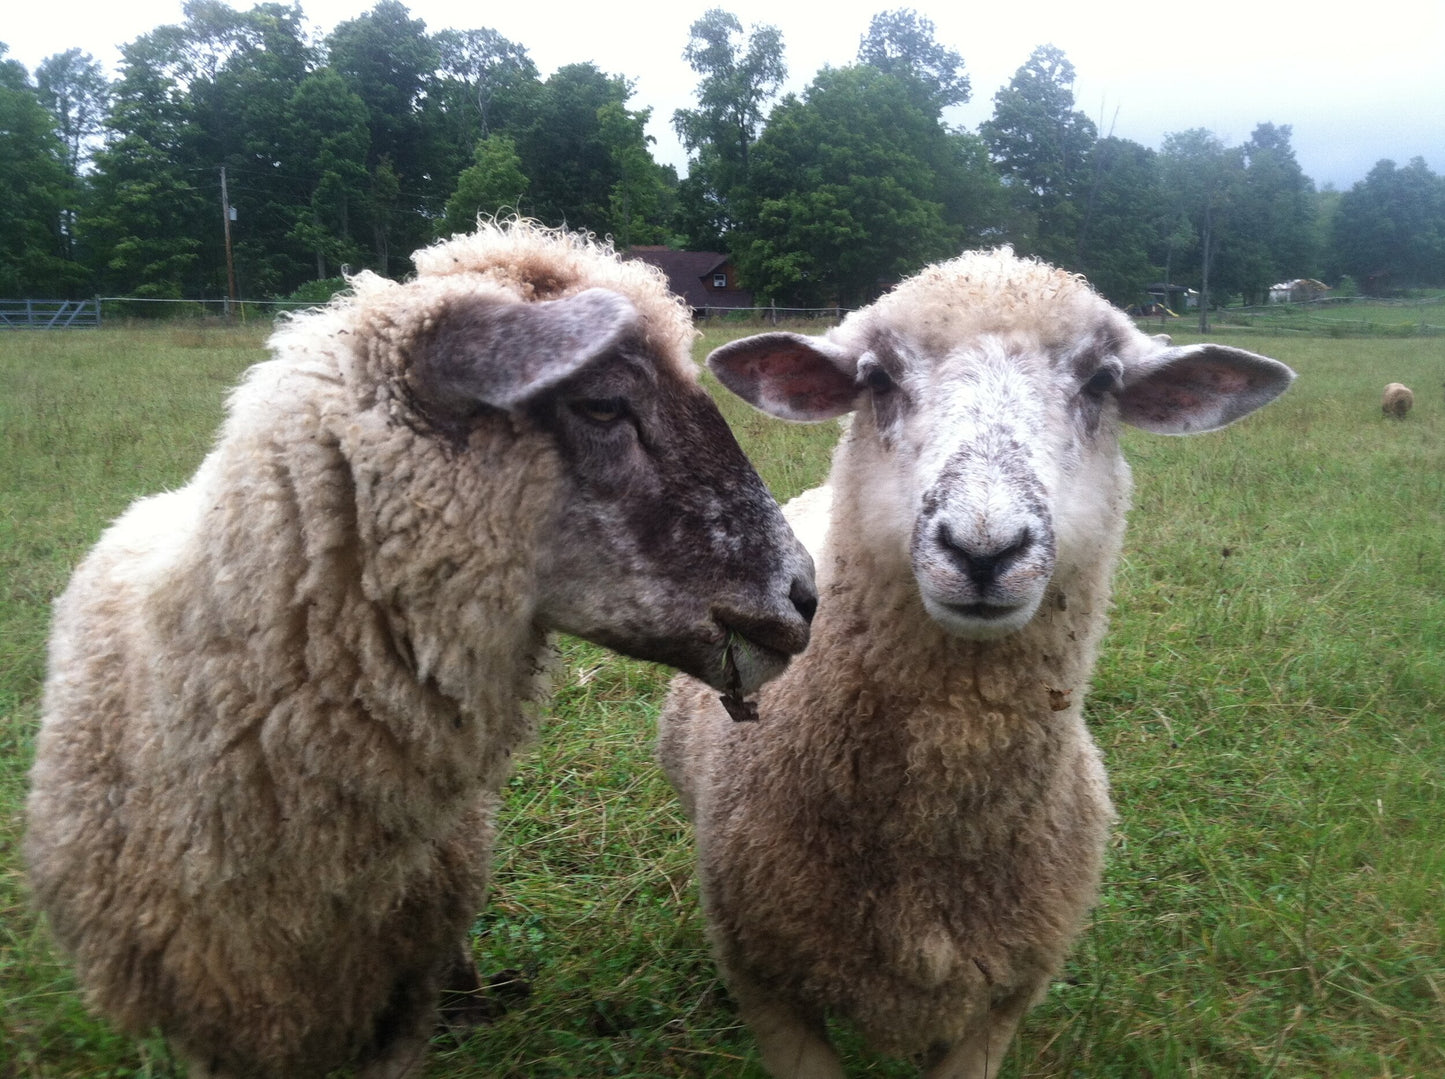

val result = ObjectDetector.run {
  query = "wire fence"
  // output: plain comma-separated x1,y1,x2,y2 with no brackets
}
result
696,304,848,324
6,293,1442,337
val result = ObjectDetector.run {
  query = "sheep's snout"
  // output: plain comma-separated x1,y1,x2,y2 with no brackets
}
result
709,564,817,696
936,521,1037,588
912,502,1057,639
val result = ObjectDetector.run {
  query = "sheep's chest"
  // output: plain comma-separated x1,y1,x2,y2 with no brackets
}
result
715,727,1106,1050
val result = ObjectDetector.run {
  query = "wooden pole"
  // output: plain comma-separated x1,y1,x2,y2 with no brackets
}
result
220,166,238,319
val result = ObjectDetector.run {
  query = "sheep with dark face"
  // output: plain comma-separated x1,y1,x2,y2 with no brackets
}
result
25,220,816,1079
659,249,1294,1079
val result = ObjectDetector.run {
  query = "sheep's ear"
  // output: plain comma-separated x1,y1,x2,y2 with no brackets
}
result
412,288,640,412
1118,344,1296,435
707,332,860,422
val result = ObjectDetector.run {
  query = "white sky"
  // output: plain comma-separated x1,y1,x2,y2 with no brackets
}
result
4,0,1442,191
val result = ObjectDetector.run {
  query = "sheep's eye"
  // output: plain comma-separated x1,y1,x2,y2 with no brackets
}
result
1082,367,1119,396
863,366,895,394
569,397,628,425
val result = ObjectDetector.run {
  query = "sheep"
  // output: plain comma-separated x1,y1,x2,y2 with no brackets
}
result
24,219,819,1079
1382,382,1413,418
657,248,1295,1079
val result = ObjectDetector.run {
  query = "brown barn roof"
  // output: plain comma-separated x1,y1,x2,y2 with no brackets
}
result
624,247,754,311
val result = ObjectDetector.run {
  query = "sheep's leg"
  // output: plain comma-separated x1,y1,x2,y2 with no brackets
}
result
358,951,467,1079
727,969,844,1079
436,941,499,1031
923,985,1035,1079
354,1034,427,1079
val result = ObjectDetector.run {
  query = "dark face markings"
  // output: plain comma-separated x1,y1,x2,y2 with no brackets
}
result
521,343,813,690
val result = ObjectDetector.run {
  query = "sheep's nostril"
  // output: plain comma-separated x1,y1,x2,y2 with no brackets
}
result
790,577,818,624
937,523,1032,589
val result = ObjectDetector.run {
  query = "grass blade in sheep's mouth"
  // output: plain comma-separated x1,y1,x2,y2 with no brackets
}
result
720,634,760,723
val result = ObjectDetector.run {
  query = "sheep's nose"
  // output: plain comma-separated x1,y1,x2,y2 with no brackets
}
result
937,523,1034,589
790,574,818,625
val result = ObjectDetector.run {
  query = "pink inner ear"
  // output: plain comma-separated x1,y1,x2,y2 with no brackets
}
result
717,341,857,420
1122,346,1294,434
1190,359,1260,393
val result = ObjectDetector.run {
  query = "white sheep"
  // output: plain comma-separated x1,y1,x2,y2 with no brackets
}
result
25,220,818,1079
658,248,1295,1079
1382,382,1413,418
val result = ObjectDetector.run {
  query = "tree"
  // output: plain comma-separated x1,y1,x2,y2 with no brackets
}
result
0,47,81,295
671,8,786,247
185,2,320,296
327,0,439,274
441,133,528,236
426,26,538,201
31,48,109,283
1074,136,1165,305
82,29,211,299
736,64,999,307
283,69,371,278
84,133,204,300
1159,128,1243,329
1331,157,1445,291
34,49,110,177
431,27,536,142
1231,123,1317,302
513,63,665,237
86,1,325,298
980,44,1096,265
856,8,970,116
597,101,674,247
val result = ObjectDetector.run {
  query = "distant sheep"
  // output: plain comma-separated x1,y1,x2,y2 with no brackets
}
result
26,220,818,1078
1382,382,1413,418
659,249,1294,1078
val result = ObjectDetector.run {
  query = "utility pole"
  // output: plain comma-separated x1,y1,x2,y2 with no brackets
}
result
220,166,238,319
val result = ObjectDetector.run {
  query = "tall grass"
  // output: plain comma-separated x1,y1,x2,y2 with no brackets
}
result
1,324,1441,1077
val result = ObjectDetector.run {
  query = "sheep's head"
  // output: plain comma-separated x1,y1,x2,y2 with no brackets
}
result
379,283,815,698
709,250,1295,642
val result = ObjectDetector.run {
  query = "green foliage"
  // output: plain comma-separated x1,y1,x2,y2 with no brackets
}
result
671,8,786,248
283,275,349,305
4,8,1445,305
2,325,1442,1077
1153,123,1321,313
1235,123,1319,301
1332,157,1445,291
596,102,675,248
0,49,81,296
737,64,1000,307
33,48,109,178
327,0,440,275
980,44,1097,266
512,63,672,242
1074,136,1166,304
428,26,538,185
441,134,529,237
856,8,970,116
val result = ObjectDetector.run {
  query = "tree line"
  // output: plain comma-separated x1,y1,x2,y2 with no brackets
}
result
2,1,1442,308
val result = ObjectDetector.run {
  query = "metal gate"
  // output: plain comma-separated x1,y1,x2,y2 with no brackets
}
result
0,299,101,328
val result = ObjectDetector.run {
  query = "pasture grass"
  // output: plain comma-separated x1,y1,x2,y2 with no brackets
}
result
1,323,1442,1076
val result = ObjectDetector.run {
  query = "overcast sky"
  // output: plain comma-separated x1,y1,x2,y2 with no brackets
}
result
4,0,1441,191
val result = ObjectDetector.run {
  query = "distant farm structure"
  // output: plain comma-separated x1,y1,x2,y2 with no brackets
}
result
623,247,755,317
1269,278,1332,303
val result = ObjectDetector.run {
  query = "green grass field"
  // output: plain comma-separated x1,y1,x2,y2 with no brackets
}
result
2,317,1442,1077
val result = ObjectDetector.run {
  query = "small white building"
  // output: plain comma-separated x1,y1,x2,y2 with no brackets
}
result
1268,278,1331,303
